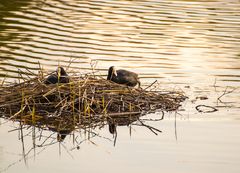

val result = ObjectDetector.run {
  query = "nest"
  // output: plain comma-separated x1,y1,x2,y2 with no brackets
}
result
0,71,186,136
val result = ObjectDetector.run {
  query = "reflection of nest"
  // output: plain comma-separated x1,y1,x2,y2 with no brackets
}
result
0,72,187,136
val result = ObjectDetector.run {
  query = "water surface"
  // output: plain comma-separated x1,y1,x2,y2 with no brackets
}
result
0,0,240,172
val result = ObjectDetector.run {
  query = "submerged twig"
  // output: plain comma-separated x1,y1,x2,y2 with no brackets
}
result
217,87,236,103
196,105,218,113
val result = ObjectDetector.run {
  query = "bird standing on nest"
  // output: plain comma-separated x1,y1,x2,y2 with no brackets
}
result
107,66,140,87
44,67,69,84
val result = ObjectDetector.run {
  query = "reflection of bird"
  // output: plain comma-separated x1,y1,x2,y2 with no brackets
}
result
107,66,140,87
108,121,116,134
44,67,69,84
57,130,72,142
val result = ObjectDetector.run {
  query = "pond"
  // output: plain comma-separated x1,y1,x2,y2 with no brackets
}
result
0,0,240,173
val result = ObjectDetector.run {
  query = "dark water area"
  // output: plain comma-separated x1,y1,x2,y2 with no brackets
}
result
0,0,240,173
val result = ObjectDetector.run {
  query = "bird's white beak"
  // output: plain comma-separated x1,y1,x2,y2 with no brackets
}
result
113,70,117,76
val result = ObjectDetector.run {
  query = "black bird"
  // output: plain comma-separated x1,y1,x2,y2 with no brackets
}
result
44,67,69,84
107,66,140,87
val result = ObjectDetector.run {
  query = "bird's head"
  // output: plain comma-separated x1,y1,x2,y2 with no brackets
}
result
107,66,117,80
56,67,67,76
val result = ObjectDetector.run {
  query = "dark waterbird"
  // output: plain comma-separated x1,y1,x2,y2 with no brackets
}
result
44,67,69,84
107,66,140,87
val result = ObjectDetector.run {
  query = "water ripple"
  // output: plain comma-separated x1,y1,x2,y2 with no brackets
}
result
0,0,240,87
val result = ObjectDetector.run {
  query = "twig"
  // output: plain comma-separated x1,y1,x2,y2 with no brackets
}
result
196,105,218,113
217,87,236,103
135,119,162,135
143,80,158,91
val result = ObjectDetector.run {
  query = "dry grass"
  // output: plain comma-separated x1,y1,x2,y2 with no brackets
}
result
0,69,187,135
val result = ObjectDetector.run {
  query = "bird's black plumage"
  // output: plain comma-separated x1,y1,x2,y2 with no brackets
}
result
107,66,140,87
44,67,69,84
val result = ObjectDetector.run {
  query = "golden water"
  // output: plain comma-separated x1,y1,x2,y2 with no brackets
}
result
0,0,240,172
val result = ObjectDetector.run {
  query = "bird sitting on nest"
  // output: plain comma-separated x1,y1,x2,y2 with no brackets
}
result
107,66,140,87
44,67,69,84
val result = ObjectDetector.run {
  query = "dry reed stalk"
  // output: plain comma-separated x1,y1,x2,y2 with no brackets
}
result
0,69,187,135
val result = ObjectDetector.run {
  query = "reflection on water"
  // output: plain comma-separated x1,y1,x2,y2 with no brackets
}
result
1,0,240,172
1,117,240,173
0,0,240,84
0,115,164,172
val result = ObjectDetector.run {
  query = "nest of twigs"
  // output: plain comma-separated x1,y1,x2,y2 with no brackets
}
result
0,70,186,134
